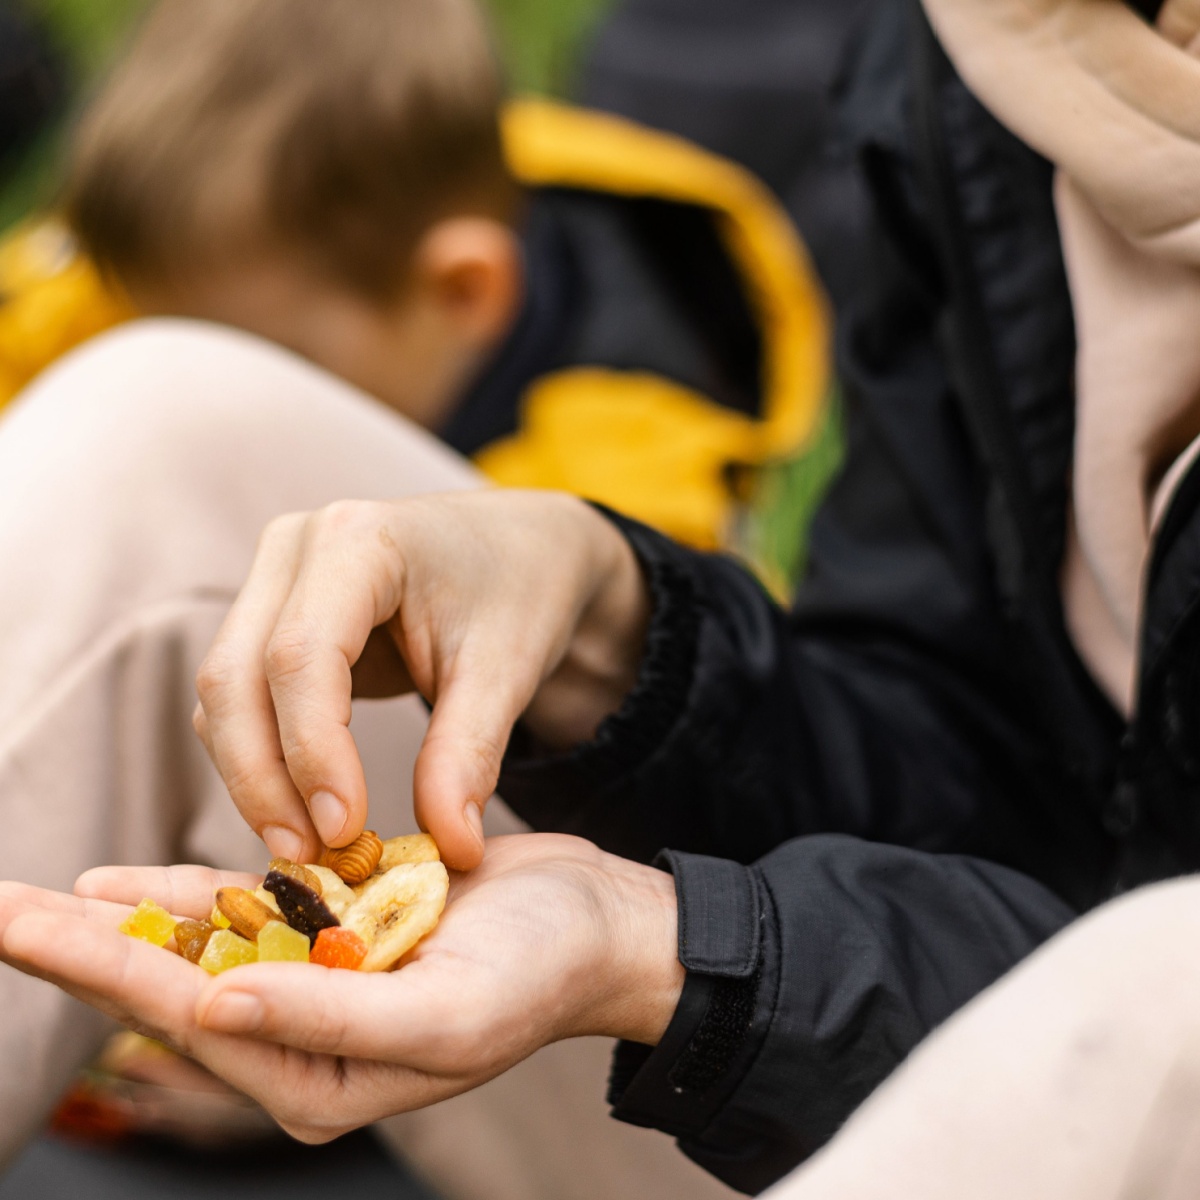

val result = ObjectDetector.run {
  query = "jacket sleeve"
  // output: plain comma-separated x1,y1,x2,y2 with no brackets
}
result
608,838,1072,1195
497,511,1081,1192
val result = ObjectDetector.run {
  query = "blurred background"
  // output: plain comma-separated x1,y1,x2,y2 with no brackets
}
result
0,0,614,231
0,0,854,1194
0,4,607,1196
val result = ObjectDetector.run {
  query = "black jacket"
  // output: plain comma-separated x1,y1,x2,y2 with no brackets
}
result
501,1,1200,1193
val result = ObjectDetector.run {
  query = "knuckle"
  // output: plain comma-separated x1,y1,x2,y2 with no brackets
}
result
264,627,317,685
315,499,376,540
194,648,238,707
258,511,307,554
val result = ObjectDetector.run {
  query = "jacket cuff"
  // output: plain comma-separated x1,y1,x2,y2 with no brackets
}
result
498,507,700,804
608,851,772,1141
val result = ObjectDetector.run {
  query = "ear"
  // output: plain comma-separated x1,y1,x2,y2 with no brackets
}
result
412,218,523,345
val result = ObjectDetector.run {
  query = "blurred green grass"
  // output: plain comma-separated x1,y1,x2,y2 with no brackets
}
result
1,0,612,233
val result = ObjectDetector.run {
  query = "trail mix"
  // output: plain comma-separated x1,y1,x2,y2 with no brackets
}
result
119,833,449,975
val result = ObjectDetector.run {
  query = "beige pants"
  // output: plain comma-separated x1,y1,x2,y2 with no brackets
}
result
0,320,732,1199
767,875,1200,1200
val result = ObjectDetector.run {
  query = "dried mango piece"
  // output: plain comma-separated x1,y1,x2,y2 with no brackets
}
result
198,929,259,975
210,904,232,930
310,927,368,970
119,899,177,948
257,921,311,964
174,919,216,965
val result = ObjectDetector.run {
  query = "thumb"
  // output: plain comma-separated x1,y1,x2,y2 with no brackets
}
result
412,673,527,871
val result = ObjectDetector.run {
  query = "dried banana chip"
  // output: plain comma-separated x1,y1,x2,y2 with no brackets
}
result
378,834,440,873
342,862,449,972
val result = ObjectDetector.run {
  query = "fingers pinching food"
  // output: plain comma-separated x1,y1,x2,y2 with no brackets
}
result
119,833,449,975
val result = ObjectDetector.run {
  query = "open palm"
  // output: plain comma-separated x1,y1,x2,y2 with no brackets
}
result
0,835,679,1143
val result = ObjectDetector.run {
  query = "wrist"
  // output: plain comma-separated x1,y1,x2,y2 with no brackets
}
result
524,497,651,747
580,851,685,1046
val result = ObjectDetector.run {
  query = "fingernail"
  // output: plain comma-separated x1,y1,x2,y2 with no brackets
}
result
464,804,484,852
201,991,265,1033
263,826,304,862
309,791,348,845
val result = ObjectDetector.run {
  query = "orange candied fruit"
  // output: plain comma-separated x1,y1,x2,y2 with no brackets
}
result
310,927,368,970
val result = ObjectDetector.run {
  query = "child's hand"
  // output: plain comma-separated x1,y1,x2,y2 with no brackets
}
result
0,836,682,1142
192,490,651,869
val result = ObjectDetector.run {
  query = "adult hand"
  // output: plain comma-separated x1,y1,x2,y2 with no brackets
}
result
920,0,1200,262
0,835,682,1143
192,490,651,869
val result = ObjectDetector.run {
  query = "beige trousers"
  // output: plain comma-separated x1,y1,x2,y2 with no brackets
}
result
768,875,1200,1200
0,319,732,1199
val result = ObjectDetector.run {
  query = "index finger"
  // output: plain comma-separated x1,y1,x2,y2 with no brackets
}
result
264,502,411,849
196,514,321,861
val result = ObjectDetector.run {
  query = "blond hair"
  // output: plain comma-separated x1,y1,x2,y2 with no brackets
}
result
66,0,517,300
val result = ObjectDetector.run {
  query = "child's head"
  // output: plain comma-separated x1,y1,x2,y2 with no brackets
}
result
66,0,524,427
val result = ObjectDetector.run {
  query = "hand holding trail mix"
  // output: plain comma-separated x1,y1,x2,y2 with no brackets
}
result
120,833,448,975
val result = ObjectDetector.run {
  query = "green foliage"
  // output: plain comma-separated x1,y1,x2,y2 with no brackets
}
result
0,0,612,233
744,393,845,601
488,0,610,95
23,0,152,76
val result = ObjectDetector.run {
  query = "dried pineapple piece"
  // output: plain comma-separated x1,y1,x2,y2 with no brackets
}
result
257,921,311,963
198,929,258,975
119,899,177,947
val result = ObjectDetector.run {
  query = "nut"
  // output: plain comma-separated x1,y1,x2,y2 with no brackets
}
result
323,830,384,886
267,858,322,895
214,887,283,942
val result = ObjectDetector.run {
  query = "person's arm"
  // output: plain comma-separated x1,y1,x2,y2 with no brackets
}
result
600,836,1073,1193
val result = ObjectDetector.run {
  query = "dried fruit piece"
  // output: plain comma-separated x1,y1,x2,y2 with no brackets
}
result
119,899,177,947
262,870,339,944
302,866,357,920
210,904,231,930
310,927,368,970
267,859,322,894
253,886,283,916
174,919,216,965
257,921,311,964
215,887,283,942
342,862,448,972
198,929,259,975
322,830,384,885
378,834,440,873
